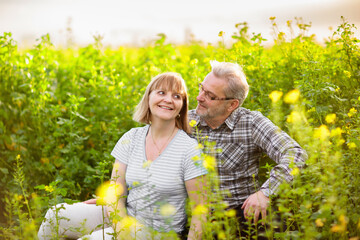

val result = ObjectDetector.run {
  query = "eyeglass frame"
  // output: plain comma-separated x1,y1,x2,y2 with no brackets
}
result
198,83,237,101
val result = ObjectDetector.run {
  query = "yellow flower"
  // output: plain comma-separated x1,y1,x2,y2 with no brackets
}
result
160,204,176,217
189,120,197,127
330,127,343,137
193,204,208,216
278,32,285,40
17,194,23,201
284,89,300,104
331,214,348,233
217,231,226,240
315,218,324,227
96,181,123,205
196,143,204,149
190,59,198,65
337,139,345,146
85,125,92,132
120,216,139,229
325,113,336,124
313,125,330,140
348,108,357,117
192,155,200,161
113,161,120,170
225,209,236,217
40,157,49,164
269,90,283,103
331,224,344,233
269,16,276,21
108,86,115,91
339,215,347,225
246,65,256,71
343,70,351,78
287,111,302,124
347,142,357,149
142,160,152,169
16,154,21,160
307,107,315,113
203,155,216,171
313,187,322,193
44,185,54,193
218,31,225,37
121,139,131,145
291,167,300,176
31,192,38,199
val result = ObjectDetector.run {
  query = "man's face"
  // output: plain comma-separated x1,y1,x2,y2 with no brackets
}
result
195,72,230,120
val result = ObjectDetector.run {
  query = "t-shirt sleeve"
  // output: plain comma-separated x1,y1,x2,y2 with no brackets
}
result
183,138,208,181
110,128,136,165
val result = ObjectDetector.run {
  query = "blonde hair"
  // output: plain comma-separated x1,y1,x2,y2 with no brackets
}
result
210,60,249,107
133,72,191,133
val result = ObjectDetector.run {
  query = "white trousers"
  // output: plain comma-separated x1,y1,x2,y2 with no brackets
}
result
37,202,114,240
37,202,176,240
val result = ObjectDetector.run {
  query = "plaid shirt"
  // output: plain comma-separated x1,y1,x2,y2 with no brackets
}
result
189,108,307,209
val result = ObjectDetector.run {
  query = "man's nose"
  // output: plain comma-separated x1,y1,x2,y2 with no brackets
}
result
196,91,205,101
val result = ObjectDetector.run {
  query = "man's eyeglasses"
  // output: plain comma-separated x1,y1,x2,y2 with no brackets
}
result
198,83,237,101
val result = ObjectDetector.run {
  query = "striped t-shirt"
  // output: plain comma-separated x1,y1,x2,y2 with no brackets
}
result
111,125,207,233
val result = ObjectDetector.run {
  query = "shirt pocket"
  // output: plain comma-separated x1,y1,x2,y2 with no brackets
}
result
217,142,245,170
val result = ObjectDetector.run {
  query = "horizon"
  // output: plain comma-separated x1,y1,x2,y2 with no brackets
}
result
1,0,359,48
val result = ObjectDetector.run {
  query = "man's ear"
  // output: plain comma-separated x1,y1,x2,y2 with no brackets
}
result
227,99,240,112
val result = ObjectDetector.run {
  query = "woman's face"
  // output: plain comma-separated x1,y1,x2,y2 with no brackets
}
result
148,88,183,123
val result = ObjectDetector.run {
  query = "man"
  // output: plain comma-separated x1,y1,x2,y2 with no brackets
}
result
188,60,307,227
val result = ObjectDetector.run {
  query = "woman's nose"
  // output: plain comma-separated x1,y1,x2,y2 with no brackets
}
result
164,92,172,102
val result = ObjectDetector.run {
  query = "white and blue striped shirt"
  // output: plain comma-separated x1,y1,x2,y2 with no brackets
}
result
111,125,207,233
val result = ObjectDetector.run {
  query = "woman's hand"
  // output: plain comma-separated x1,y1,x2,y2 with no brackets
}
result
83,198,97,204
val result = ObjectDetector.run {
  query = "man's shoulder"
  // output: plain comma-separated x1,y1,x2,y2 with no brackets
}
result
188,109,198,121
233,107,265,120
230,108,271,128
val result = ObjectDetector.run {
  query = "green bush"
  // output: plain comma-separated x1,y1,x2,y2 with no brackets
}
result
0,16,359,239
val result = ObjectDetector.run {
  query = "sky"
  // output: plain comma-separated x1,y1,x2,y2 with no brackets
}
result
0,0,359,48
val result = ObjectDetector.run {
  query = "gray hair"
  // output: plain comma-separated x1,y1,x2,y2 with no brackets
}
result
210,60,249,107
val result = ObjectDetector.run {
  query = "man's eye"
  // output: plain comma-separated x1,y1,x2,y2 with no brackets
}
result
208,94,216,100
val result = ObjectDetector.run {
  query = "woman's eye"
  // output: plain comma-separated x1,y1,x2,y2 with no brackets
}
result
158,91,165,95
174,94,181,99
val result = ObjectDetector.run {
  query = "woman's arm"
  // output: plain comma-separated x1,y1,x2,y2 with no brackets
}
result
185,175,207,240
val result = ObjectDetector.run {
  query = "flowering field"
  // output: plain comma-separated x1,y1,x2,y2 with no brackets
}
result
0,18,359,239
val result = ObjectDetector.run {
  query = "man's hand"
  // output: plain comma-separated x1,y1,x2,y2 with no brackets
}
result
83,198,97,204
241,190,269,224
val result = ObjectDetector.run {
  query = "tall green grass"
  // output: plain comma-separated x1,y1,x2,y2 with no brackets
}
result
0,17,359,239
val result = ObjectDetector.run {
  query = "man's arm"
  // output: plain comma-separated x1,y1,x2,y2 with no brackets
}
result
243,111,307,223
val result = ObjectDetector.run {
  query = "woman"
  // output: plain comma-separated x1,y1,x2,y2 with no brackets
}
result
38,72,207,240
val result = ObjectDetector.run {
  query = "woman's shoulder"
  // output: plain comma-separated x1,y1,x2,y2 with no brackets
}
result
176,129,198,147
120,125,149,140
